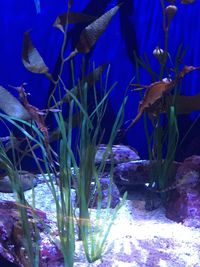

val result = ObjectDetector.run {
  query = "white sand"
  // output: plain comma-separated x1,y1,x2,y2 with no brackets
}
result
0,183,200,266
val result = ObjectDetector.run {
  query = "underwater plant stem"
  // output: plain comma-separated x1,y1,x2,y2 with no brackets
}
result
48,6,71,108
0,142,37,266
160,0,169,79
179,114,200,148
133,51,153,162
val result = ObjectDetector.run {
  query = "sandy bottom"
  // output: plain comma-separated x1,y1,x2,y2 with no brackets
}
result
0,183,200,266
73,197,200,267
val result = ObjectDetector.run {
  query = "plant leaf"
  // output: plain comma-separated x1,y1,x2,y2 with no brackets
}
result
79,63,108,88
49,112,82,142
164,94,200,114
77,5,120,53
66,5,120,60
181,0,196,4
0,86,31,120
53,12,96,33
63,64,107,103
22,31,49,74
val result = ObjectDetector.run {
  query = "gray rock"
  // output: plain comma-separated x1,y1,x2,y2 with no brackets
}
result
89,176,121,209
175,155,200,185
114,160,151,186
113,160,181,187
0,200,64,267
166,155,200,227
0,171,37,193
95,144,140,167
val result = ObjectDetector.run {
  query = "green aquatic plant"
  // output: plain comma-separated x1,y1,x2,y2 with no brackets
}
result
0,128,40,267
124,0,200,200
72,81,127,262
0,67,127,266
0,3,127,266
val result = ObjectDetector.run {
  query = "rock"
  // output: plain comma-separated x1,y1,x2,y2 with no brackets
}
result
165,155,200,227
175,155,200,181
0,171,37,193
113,160,150,186
113,160,181,211
166,186,200,227
113,160,181,187
94,144,140,208
95,144,140,168
89,176,121,209
0,200,64,267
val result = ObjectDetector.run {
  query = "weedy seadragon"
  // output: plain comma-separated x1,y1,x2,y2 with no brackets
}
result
11,83,59,164
123,65,200,134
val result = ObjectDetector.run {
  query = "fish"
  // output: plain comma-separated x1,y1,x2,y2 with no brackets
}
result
124,65,200,133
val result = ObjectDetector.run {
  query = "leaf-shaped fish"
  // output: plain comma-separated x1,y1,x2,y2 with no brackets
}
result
124,65,200,132
128,80,174,130
22,31,49,74
53,12,96,33
0,86,31,120
66,5,120,60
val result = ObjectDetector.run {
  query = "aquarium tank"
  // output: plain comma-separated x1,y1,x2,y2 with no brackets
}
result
0,0,200,266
